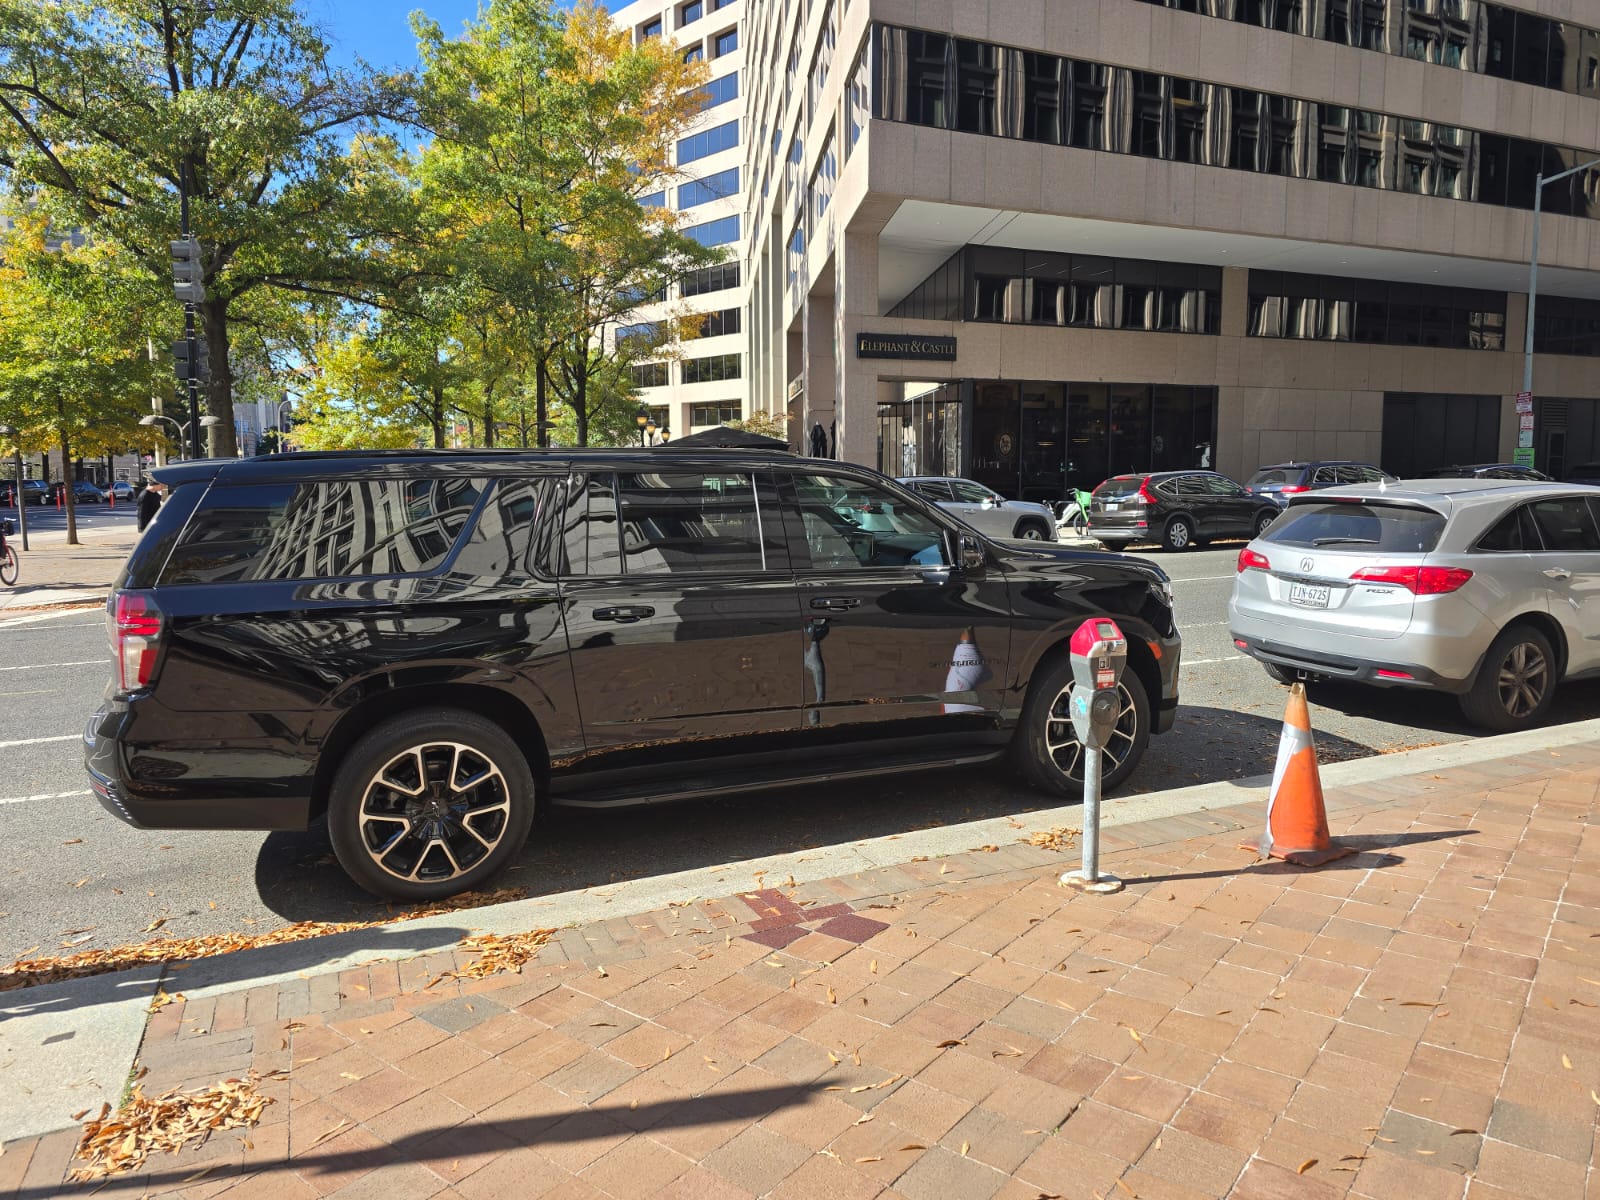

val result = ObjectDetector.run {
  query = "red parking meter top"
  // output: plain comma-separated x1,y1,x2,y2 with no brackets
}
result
1069,617,1125,657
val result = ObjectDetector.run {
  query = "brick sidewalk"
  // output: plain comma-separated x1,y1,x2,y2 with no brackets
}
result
3,746,1598,1199
0,528,133,611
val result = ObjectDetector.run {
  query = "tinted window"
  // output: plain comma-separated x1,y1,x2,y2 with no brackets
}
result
1203,474,1246,496
1261,501,1446,552
161,478,482,585
909,480,954,501
1476,505,1540,552
616,471,775,574
557,475,622,577
949,480,994,503
789,474,946,569
449,478,546,578
1528,497,1600,551
1095,477,1146,498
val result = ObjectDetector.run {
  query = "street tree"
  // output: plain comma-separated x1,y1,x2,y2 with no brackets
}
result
0,0,415,456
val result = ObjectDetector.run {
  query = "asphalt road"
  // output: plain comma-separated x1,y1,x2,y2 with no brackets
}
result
5,497,140,544
6,542,1600,963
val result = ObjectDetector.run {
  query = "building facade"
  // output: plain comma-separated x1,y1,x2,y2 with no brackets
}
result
732,0,1600,496
614,0,751,439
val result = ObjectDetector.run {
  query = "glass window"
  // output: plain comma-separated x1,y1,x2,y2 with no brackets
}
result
164,478,484,585
1528,497,1600,551
909,480,955,501
682,262,740,297
450,478,545,579
617,471,772,575
714,28,738,57
1476,506,1537,552
702,71,739,110
678,119,739,165
558,474,622,577
683,353,741,383
631,362,668,388
1262,501,1446,552
679,166,741,208
689,400,742,425
683,214,740,246
697,308,741,337
680,0,703,25
788,473,947,569
639,18,662,40
949,480,997,503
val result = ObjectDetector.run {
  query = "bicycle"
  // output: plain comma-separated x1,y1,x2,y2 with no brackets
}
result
0,518,16,586
1053,488,1093,539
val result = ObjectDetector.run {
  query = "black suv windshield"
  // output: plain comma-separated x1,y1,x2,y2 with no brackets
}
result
1261,501,1445,553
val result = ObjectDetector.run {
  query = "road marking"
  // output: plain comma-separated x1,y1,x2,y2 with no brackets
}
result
0,789,88,806
1184,655,1246,666
0,734,80,749
0,659,104,672
1166,574,1234,583
0,612,102,629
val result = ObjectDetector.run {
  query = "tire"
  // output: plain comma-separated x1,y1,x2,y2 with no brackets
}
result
1262,662,1297,685
1012,657,1151,797
1015,520,1050,541
1068,511,1088,537
1253,509,1277,538
1162,516,1195,552
327,708,537,901
1458,625,1557,733
0,545,16,586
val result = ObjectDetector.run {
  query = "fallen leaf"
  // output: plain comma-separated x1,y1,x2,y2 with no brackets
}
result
827,1051,841,1065
899,1143,926,1151
71,879,90,889
1297,1159,1317,1174
1398,1001,1438,1008
596,966,607,979
1125,1027,1144,1046
63,839,82,845
993,1046,1024,1059
1417,1149,1436,1156
1562,1054,1573,1070
1449,1129,1478,1136
1114,1180,1136,1197
851,1047,862,1067
961,1141,970,1157
855,1156,882,1164
142,918,167,934
207,902,217,911
936,1039,965,1048
853,1113,874,1126
827,986,837,1005
869,959,877,974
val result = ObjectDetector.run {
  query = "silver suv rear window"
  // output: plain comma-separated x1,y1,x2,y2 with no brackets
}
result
1260,501,1445,553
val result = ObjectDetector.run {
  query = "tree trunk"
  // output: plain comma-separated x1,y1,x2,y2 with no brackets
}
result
432,388,447,449
57,404,77,546
573,338,591,447
482,383,496,449
200,297,238,458
535,356,549,449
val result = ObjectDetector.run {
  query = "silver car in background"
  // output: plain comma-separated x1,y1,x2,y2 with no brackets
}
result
1228,479,1600,731
898,476,1058,541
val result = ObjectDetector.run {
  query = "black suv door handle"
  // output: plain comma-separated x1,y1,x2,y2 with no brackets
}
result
809,596,861,611
593,605,655,623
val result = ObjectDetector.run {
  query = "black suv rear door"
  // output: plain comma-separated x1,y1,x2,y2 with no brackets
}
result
777,469,1011,748
554,468,803,773
1200,471,1257,536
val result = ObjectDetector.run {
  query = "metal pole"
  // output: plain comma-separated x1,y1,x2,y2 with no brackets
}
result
1523,173,1543,398
1081,745,1101,882
180,153,202,461
11,447,26,552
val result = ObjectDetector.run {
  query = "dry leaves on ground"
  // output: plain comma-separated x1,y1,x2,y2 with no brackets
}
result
0,887,527,992
1026,827,1080,852
430,927,557,984
69,1070,281,1180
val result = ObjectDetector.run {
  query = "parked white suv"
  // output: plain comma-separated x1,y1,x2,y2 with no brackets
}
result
1229,479,1600,731
898,477,1057,542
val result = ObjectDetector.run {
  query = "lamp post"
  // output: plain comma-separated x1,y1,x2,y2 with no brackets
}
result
1522,158,1600,444
0,423,27,552
140,413,221,459
635,404,651,447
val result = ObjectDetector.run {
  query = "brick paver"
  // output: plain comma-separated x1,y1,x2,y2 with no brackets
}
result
4,746,1600,1198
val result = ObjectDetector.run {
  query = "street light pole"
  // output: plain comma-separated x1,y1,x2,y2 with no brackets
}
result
1522,157,1600,402
0,424,28,552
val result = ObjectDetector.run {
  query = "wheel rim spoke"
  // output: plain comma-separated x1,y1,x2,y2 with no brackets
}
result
1044,681,1139,783
358,740,512,884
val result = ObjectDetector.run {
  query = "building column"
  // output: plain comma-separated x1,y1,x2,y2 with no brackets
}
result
802,291,836,456
833,228,881,466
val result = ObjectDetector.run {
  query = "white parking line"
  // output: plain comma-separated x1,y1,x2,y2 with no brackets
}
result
0,660,104,672
1184,655,1246,666
1165,574,1234,583
0,789,88,806
0,734,80,750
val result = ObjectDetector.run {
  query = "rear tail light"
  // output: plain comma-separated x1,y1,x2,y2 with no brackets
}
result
1238,548,1271,573
1136,480,1158,506
1376,669,1415,679
1279,485,1310,494
1348,565,1473,595
107,592,165,692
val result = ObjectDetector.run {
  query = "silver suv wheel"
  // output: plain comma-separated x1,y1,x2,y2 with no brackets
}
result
358,741,512,883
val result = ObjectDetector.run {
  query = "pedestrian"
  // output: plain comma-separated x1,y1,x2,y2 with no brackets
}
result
136,480,164,533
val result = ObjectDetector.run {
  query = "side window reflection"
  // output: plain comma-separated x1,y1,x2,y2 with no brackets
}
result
791,474,947,569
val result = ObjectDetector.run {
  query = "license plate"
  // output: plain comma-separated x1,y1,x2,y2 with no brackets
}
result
1288,582,1330,608
1102,501,1118,511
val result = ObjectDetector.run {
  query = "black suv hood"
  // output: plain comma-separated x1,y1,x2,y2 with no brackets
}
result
991,542,1170,586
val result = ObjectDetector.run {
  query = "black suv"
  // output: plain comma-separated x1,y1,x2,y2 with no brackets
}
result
1089,470,1280,551
1247,461,1396,509
86,449,1181,899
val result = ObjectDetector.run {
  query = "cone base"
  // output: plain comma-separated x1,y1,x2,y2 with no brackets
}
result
1239,836,1357,868
1059,870,1125,894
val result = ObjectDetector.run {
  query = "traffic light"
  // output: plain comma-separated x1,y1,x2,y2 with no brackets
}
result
170,238,205,304
173,337,210,383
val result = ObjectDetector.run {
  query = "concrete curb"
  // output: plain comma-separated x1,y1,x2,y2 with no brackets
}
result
4,714,1593,1145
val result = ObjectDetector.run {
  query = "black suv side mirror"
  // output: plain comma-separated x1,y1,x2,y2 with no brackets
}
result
945,530,985,574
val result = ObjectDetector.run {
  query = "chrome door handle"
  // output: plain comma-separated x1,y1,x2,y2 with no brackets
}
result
809,596,861,611
593,605,655,622
1544,568,1573,580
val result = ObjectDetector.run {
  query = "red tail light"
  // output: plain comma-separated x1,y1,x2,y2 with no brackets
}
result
107,592,164,692
1348,565,1473,595
1238,548,1271,573
1137,479,1159,506
1278,485,1310,494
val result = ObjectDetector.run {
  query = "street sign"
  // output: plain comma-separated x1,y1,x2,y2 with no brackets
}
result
1519,413,1535,431
1515,396,1534,414
1518,430,1534,448
1513,447,1537,467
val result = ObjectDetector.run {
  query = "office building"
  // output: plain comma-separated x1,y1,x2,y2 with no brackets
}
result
729,0,1600,494
614,0,750,440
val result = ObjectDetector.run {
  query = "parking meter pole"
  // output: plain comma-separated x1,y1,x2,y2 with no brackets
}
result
11,448,26,552
1059,618,1128,896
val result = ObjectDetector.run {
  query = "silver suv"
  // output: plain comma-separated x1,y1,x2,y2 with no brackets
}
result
1228,479,1600,731
898,477,1057,541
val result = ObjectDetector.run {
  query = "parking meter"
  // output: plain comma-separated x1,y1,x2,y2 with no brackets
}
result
1061,617,1128,895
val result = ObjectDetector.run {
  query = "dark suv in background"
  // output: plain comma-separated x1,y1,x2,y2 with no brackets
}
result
1089,470,1280,551
86,449,1182,900
1247,461,1396,509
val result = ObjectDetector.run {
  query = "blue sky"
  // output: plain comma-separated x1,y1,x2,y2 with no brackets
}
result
305,1,485,69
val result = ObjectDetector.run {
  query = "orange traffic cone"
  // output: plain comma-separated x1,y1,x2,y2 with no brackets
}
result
1239,683,1355,867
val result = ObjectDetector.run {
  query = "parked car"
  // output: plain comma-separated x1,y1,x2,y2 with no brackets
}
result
105,481,139,502
1564,463,1600,486
1248,461,1396,509
49,480,105,504
1229,478,1600,731
87,448,1182,900
898,476,1058,541
1425,463,1553,481
1089,470,1280,551
1,479,49,506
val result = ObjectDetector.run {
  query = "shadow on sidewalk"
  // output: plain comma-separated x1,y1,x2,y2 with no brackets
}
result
0,925,472,1020
36,1084,827,1198
1125,828,1477,886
